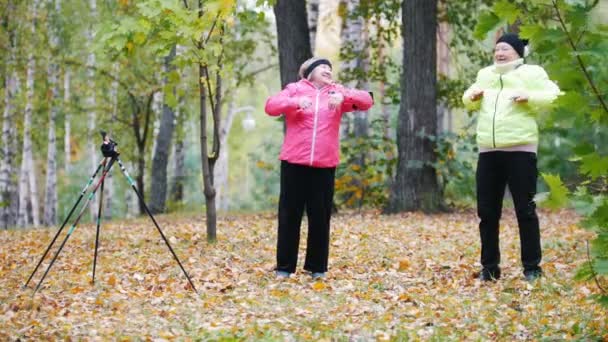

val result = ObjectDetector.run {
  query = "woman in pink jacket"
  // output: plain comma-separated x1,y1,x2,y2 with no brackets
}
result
265,57,373,279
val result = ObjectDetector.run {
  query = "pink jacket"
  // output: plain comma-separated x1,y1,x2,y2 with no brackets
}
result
265,79,374,168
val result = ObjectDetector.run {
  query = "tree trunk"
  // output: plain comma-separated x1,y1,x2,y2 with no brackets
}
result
104,63,119,220
339,0,369,138
436,19,452,133
170,98,186,203
386,0,444,213
124,162,139,218
1,1,18,229
199,65,216,242
273,0,313,88
18,0,41,227
214,97,234,212
149,47,176,214
87,0,98,219
64,68,71,172
307,0,320,53
129,91,154,216
43,0,61,226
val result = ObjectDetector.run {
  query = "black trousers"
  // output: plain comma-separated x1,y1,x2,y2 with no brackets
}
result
276,161,336,274
476,152,542,273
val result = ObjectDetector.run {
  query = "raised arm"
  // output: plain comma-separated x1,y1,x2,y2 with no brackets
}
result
462,70,483,111
524,65,561,111
265,83,300,117
335,86,374,113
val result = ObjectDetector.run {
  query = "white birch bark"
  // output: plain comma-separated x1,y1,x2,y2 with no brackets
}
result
64,68,71,172
18,0,41,227
43,0,61,226
339,0,369,138
307,0,320,54
87,0,98,218
1,61,18,229
104,63,119,220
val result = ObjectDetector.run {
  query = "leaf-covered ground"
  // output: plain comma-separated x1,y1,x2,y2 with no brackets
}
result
1,209,606,340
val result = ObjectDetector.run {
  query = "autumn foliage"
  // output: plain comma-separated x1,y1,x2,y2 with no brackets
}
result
1,210,606,339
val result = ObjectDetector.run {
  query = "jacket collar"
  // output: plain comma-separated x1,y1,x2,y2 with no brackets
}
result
492,58,524,75
300,78,334,90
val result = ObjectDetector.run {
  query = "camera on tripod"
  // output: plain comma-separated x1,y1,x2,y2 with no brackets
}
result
100,131,119,158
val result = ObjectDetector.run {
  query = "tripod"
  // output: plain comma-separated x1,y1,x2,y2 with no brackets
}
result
24,132,198,294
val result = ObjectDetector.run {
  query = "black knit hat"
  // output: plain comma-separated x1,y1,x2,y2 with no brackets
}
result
496,33,528,58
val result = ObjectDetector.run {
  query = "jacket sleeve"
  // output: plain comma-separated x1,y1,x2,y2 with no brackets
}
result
462,70,483,111
265,83,300,117
339,87,374,113
525,65,561,110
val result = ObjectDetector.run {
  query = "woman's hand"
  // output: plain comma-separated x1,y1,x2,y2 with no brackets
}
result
328,91,344,109
298,97,312,110
511,92,529,103
469,89,484,101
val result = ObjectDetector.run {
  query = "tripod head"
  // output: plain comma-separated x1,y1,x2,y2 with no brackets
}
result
100,131,120,158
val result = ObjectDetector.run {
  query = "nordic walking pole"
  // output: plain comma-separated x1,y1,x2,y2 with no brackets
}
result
92,161,110,284
23,158,108,289
115,157,198,294
33,157,117,294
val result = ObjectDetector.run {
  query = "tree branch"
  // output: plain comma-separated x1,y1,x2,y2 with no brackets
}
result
552,0,608,115
586,240,607,295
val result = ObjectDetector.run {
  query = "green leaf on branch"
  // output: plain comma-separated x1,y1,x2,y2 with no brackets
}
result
538,173,569,209
595,259,608,274
579,153,608,180
474,12,501,40
492,0,521,24
519,24,543,41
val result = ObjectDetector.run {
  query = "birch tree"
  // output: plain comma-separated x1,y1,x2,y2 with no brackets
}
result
307,0,320,53
63,68,71,172
18,0,41,227
43,0,61,226
1,0,19,229
86,0,98,218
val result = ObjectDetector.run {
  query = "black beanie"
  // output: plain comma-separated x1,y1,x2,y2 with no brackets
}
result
496,33,528,58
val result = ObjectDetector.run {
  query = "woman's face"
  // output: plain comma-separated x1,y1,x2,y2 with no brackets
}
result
494,42,519,64
309,64,333,85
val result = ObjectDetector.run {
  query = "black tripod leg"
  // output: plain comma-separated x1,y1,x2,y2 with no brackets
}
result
115,158,198,294
92,163,109,284
33,158,117,294
24,158,107,289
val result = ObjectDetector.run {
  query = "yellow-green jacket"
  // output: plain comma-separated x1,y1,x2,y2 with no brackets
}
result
462,59,561,148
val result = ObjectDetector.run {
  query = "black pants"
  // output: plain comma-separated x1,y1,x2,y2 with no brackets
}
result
476,152,541,273
276,161,336,274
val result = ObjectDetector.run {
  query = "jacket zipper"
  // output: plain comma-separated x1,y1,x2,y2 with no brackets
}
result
310,89,321,166
492,75,503,148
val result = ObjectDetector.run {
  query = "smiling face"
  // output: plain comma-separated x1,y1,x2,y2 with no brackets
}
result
309,64,333,86
494,42,520,64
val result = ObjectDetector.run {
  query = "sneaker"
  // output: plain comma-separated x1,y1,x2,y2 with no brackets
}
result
524,268,542,282
275,271,290,278
479,268,501,281
311,272,325,280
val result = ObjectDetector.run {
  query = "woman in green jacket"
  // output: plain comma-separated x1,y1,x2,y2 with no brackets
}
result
462,33,560,281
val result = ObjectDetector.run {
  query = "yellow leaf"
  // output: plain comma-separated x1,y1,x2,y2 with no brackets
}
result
312,281,326,291
108,275,117,286
398,259,410,271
